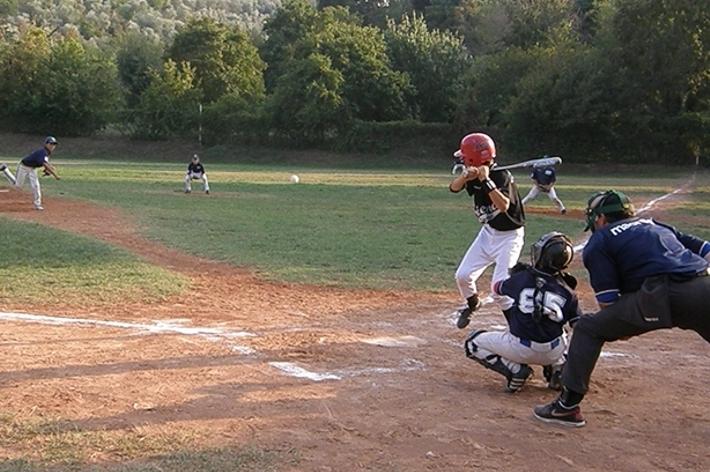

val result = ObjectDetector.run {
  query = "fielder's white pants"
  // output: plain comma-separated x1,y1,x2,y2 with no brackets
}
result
455,225,524,302
522,185,565,212
15,164,41,208
185,172,209,192
472,330,567,373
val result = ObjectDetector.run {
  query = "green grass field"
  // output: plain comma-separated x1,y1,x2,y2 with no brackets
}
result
2,158,705,295
0,218,187,304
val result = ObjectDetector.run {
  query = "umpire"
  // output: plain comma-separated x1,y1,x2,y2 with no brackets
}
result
534,190,710,427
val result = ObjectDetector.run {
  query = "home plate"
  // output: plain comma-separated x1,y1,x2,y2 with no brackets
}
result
360,336,427,348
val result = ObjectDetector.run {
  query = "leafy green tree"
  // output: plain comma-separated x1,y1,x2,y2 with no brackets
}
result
385,13,469,121
116,31,164,108
133,59,202,138
0,27,121,135
168,17,265,104
261,0,320,89
0,27,49,131
269,52,347,144
597,0,709,161
313,8,414,121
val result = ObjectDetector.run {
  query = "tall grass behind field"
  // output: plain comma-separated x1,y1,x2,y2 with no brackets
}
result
0,218,187,304
16,161,705,291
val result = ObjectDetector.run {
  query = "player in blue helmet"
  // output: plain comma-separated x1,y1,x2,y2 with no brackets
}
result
521,164,566,214
464,232,581,393
2,136,61,210
534,190,710,427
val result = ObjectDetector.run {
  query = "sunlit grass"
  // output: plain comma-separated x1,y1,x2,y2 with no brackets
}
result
12,161,704,291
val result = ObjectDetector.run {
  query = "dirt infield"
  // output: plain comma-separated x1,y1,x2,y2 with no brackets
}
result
1,192,709,470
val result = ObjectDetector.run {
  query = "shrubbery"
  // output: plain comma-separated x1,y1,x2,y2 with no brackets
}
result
0,0,706,163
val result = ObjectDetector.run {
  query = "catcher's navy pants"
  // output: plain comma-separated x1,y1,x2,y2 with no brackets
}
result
562,273,710,394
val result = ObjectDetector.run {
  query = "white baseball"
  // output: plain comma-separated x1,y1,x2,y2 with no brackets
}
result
289,174,300,184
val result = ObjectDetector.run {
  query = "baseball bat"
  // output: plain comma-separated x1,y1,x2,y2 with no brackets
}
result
495,156,561,171
451,156,561,175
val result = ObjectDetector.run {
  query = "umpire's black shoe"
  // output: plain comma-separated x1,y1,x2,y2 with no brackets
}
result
506,364,533,393
533,400,586,427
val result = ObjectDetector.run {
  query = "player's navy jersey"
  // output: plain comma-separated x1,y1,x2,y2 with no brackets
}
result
188,162,205,174
462,167,525,231
531,166,556,186
583,217,710,304
494,268,580,342
21,148,49,168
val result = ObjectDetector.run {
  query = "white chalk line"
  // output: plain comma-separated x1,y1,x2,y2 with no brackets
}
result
0,311,427,381
268,359,426,382
0,311,257,354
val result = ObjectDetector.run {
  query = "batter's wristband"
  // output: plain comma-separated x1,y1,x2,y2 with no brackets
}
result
483,179,497,193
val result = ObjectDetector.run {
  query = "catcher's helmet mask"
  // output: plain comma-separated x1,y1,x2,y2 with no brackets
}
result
531,232,574,274
584,190,634,232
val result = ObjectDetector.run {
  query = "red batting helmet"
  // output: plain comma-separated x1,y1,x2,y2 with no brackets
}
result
459,133,496,167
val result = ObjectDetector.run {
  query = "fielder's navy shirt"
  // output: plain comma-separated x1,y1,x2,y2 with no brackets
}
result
531,166,556,186
583,217,710,304
21,148,49,168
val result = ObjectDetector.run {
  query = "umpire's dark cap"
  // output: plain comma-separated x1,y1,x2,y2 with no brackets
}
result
584,190,634,231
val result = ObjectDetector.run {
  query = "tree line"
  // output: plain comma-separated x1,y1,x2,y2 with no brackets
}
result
0,0,707,163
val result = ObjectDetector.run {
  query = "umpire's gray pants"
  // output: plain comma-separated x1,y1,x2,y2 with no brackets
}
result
562,274,710,394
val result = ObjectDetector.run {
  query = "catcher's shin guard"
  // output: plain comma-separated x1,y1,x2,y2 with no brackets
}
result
464,330,513,379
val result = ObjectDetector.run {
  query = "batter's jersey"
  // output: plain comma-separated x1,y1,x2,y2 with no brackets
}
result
188,162,205,174
531,166,556,186
494,267,580,342
461,167,525,231
21,148,50,168
583,217,710,304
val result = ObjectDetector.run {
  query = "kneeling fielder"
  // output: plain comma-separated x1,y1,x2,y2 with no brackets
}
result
465,232,581,392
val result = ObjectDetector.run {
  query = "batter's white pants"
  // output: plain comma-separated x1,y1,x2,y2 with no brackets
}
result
15,164,41,208
185,172,209,192
522,186,565,212
471,330,567,374
455,225,524,303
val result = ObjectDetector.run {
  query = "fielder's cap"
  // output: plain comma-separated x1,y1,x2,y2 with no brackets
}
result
584,190,634,231
45,136,58,145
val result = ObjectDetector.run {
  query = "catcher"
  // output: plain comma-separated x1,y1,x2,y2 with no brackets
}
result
184,154,210,194
465,232,581,393
521,164,566,214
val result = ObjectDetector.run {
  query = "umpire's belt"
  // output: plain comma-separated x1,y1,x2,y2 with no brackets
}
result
519,337,561,350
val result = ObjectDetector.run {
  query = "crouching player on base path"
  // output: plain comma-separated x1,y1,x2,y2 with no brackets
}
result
534,190,710,427
450,133,526,330
185,154,210,194
465,232,581,392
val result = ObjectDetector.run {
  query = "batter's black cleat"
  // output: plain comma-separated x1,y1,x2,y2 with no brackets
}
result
533,400,586,427
560,208,567,215
506,364,533,393
456,296,481,329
